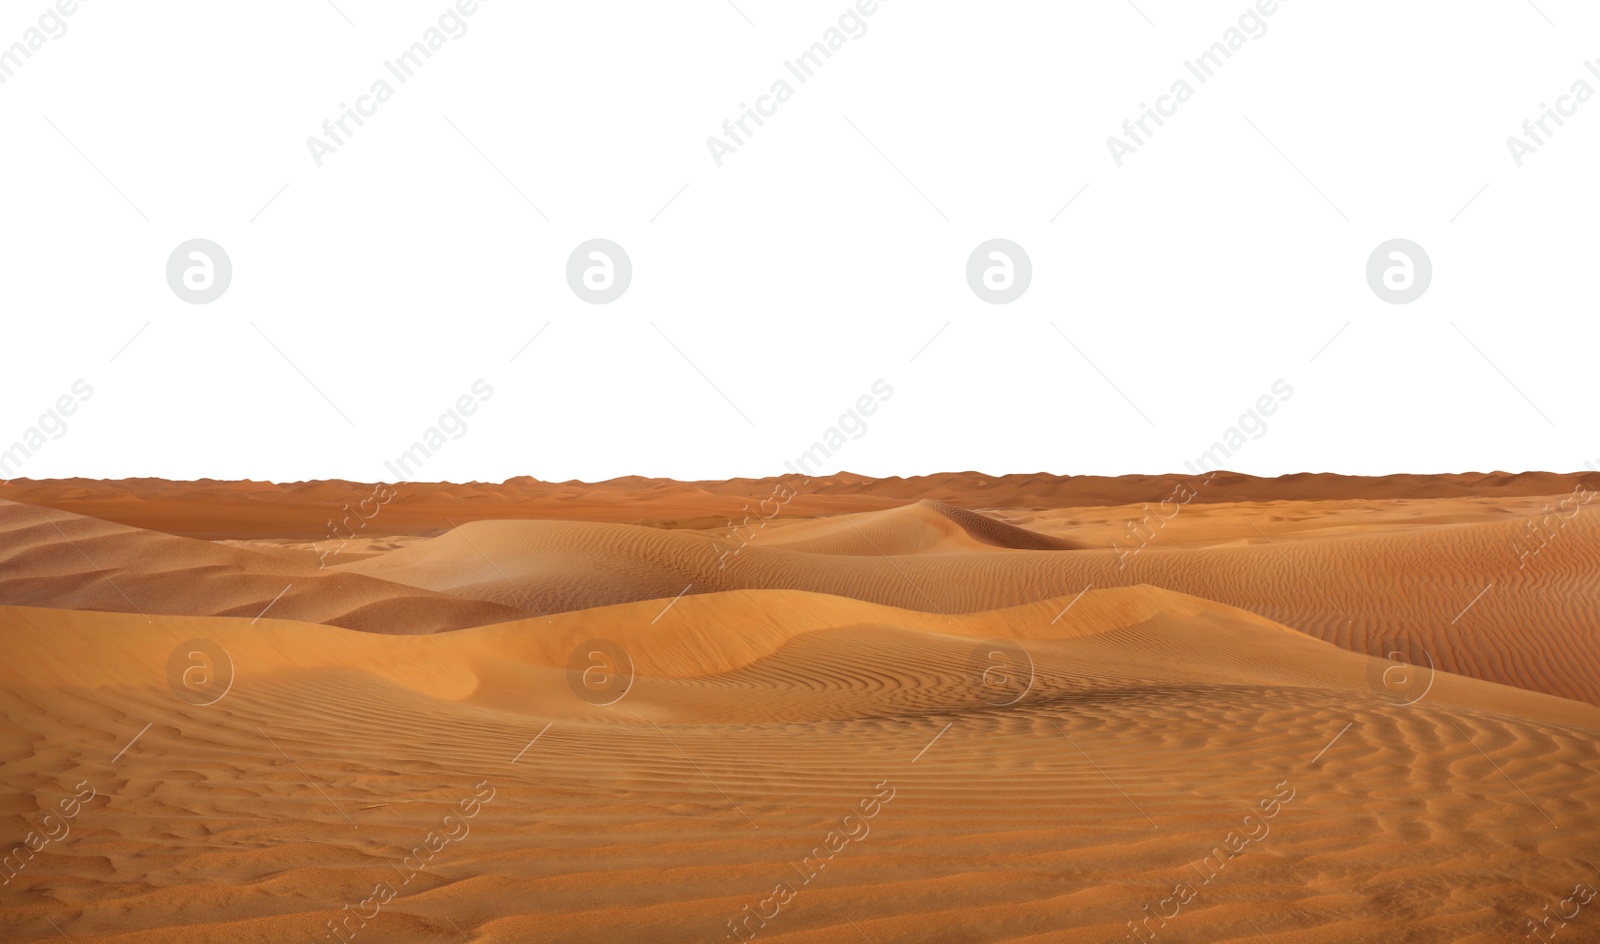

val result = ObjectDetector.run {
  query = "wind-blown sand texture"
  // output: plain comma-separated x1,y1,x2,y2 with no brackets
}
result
2,472,1597,943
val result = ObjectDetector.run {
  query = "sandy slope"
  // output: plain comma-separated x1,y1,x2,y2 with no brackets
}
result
0,500,529,633
328,499,1600,706
748,500,1079,554
7,487,1596,705
2,589,1596,943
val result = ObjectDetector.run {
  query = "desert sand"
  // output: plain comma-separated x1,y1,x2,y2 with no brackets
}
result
2,472,1598,943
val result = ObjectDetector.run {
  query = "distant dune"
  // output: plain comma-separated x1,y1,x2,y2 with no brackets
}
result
322,497,1596,707
3,470,1595,539
0,499,530,633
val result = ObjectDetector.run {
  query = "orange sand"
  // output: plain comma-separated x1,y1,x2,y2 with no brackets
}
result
2,473,1597,943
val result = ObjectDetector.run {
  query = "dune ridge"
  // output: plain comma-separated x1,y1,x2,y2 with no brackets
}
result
0,499,530,633
6,489,1598,705
4,470,1596,539
324,501,1600,706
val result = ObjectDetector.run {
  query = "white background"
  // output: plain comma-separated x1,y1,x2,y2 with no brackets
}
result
2,0,1596,483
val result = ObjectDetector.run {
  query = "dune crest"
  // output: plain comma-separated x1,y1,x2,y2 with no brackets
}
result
327,500,1600,706
0,499,530,633
745,500,1079,555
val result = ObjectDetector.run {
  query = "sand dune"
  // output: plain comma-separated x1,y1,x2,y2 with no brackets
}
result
4,470,1595,539
0,499,529,634
3,474,1598,943
327,498,1600,705
747,500,1079,554
2,589,1596,943
9,484,1595,705
329,501,1076,612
